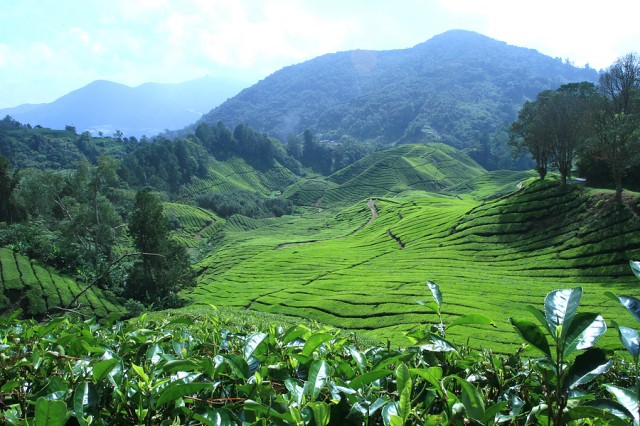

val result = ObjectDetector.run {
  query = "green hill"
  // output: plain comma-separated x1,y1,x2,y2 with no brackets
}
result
285,143,485,207
0,247,123,317
188,177,640,352
194,30,598,162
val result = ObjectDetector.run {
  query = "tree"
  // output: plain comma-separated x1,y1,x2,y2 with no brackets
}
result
548,82,596,185
509,92,554,180
587,52,640,202
126,188,194,307
0,155,22,223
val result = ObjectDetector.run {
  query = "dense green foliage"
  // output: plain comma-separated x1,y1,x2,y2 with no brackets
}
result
193,30,598,170
196,190,294,219
2,282,640,425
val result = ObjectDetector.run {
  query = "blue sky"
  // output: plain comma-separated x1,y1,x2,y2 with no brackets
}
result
1,0,638,108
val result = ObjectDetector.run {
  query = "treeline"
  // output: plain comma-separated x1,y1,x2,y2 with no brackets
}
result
509,52,640,201
196,190,294,219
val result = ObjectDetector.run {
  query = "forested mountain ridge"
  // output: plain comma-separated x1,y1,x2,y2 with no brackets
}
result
0,76,248,138
193,30,598,167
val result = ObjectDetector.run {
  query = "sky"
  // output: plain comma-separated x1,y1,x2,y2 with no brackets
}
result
1,0,639,109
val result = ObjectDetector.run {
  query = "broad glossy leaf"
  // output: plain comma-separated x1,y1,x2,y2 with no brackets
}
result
509,318,552,359
243,332,267,360
349,369,393,390
146,343,164,365
244,400,294,422
608,292,640,322
156,382,216,406
214,354,249,379
449,376,485,422
426,281,442,314
285,378,304,406
618,325,640,363
347,346,367,373
382,402,399,426
630,260,640,279
189,406,235,426
483,401,508,424
414,333,458,353
308,402,331,426
161,359,199,373
544,287,582,340
35,398,67,426
447,314,496,330
302,333,333,357
282,324,309,345
396,363,412,423
587,399,636,424
73,382,97,426
562,312,607,357
304,360,330,400
409,367,443,391
562,405,630,426
562,348,611,392
524,305,552,335
131,363,150,385
605,384,640,426
93,358,118,382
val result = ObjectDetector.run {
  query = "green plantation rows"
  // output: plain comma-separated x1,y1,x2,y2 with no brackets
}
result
163,202,220,248
0,248,122,317
191,179,640,352
178,156,299,201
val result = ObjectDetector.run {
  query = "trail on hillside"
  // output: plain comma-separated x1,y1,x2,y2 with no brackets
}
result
194,219,216,239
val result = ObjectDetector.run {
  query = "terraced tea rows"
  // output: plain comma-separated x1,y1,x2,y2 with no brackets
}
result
0,248,122,317
163,202,220,248
190,180,640,352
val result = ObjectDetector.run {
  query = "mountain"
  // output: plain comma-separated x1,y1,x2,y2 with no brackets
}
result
0,76,250,137
194,30,599,158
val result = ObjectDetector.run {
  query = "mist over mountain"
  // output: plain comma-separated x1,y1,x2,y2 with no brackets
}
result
192,30,598,166
0,76,249,138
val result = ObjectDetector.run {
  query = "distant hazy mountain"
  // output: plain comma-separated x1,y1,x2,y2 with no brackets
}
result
195,30,599,151
0,76,250,137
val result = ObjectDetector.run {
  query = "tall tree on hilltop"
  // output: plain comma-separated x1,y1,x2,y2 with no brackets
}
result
587,52,640,202
0,155,22,223
509,91,554,180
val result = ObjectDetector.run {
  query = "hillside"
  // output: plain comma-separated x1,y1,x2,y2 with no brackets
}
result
284,143,485,207
0,248,122,318
194,30,598,160
0,76,248,137
189,177,640,352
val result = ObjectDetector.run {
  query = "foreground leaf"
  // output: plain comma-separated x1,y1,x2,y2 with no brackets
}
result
562,348,611,392
35,398,68,426
304,360,331,400
509,318,552,359
605,384,640,426
544,287,582,341
447,314,496,330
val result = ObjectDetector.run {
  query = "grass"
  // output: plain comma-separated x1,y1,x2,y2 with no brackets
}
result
187,169,640,352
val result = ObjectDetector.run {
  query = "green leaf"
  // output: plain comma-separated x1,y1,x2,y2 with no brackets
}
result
447,314,496,330
509,317,552,359
544,287,582,341
308,402,331,426
562,348,612,392
483,401,508,424
156,382,216,406
304,359,330,400
630,260,640,279
35,398,68,426
563,405,632,426
93,358,118,382
302,333,333,357
244,400,295,422
618,325,640,363
131,363,150,385
587,399,636,424
161,359,199,373
215,354,250,379
243,332,268,360
426,281,442,314
605,384,639,426
561,312,607,357
73,382,97,426
450,376,485,422
382,402,399,426
524,305,552,334
413,332,458,353
349,369,393,390
396,363,412,423
608,292,640,322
